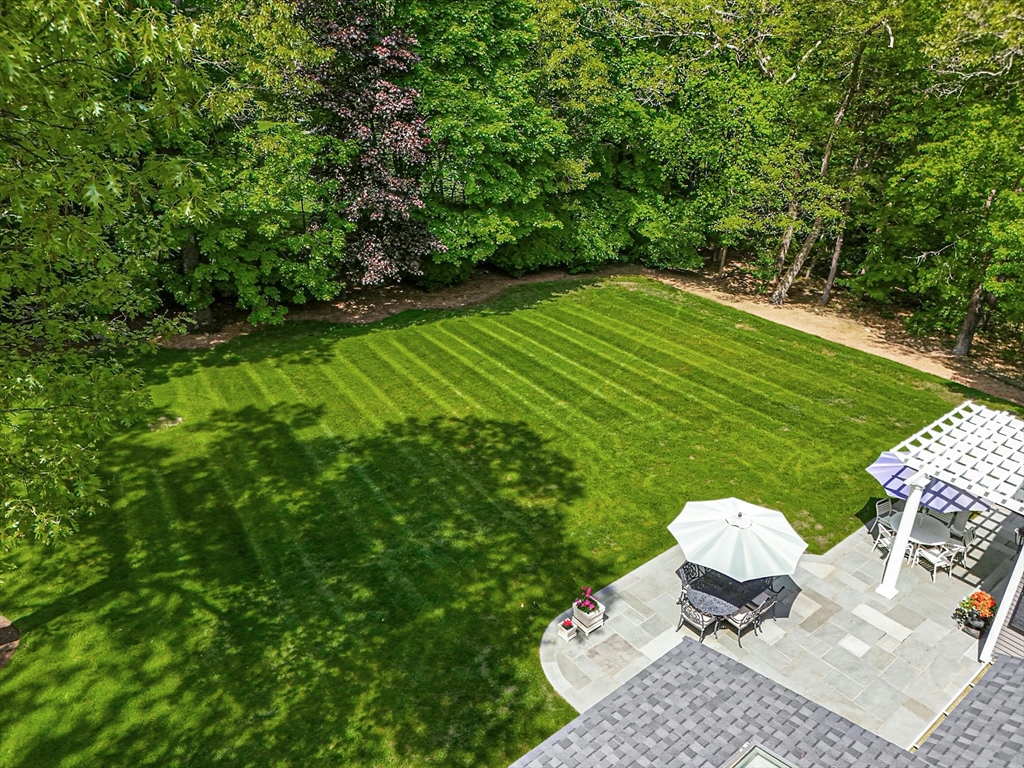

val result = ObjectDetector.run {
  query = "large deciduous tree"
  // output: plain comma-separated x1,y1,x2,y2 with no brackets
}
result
155,0,333,326
297,1,443,285
0,1,210,556
861,101,1023,356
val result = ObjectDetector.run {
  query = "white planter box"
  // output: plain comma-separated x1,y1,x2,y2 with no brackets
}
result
558,621,578,641
572,599,606,635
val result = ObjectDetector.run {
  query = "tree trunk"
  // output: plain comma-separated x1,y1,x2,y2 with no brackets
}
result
817,40,867,180
772,40,865,296
717,245,728,274
771,217,823,305
820,227,845,305
181,231,201,275
775,200,798,274
951,189,1000,356
181,231,213,329
819,156,861,306
952,280,989,357
802,252,817,278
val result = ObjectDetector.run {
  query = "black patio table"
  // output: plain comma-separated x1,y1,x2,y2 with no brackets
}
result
686,570,772,617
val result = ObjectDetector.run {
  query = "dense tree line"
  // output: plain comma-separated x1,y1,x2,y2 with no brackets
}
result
1,0,1021,554
188,0,1022,348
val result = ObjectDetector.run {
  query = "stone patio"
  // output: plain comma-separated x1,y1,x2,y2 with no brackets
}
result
540,507,1022,750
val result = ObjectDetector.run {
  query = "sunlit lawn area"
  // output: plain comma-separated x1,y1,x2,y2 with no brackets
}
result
0,277,986,767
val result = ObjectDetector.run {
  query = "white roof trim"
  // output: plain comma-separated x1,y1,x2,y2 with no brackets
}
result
893,401,1024,515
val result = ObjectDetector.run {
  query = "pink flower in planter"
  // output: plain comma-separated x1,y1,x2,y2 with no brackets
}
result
574,586,601,614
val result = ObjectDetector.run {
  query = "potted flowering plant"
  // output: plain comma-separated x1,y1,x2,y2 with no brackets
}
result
953,590,997,637
558,617,577,641
572,586,606,635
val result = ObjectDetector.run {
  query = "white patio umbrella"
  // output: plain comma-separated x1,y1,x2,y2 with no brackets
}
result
667,497,807,582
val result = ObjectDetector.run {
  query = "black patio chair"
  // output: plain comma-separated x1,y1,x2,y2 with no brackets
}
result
758,587,783,622
759,576,783,596
725,593,779,648
677,593,719,642
676,562,703,597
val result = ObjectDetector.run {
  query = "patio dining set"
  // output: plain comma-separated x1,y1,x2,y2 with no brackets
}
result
666,497,803,647
869,498,980,582
675,562,783,647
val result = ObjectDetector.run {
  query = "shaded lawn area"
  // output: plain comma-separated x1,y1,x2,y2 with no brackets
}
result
0,277,994,767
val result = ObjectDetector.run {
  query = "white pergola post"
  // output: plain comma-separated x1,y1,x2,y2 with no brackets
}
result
980,543,1024,663
876,474,929,600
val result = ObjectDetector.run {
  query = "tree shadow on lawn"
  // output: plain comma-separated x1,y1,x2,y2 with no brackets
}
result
6,406,592,767
142,278,600,387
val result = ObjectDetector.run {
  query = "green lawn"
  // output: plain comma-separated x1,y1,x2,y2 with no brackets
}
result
0,277,985,767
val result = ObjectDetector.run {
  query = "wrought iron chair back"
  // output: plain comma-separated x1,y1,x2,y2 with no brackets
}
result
677,596,718,642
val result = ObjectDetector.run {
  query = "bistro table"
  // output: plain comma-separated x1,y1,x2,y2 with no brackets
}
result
890,511,950,548
686,570,771,618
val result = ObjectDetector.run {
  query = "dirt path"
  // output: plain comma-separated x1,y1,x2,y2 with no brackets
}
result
162,265,1024,406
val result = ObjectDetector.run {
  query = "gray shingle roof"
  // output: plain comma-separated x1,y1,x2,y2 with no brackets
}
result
511,639,1023,768
916,654,1024,768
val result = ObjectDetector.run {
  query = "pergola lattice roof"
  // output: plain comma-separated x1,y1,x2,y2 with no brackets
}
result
893,401,1024,516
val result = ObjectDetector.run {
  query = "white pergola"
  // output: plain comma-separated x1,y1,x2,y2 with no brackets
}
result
876,401,1024,599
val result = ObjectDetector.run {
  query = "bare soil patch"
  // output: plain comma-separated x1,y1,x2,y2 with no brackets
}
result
0,616,19,670
161,265,1023,406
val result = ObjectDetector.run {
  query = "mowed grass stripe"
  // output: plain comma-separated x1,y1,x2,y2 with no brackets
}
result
582,293,894,412
553,297,834,411
551,295,916,437
367,339,474,416
337,345,569,544
218,362,401,598
593,286,937,410
474,314,751,444
415,324,611,443
198,362,359,613
512,309,797,448
513,307,757,416
464,319,648,422
540,303,843,443
274,348,547,586
386,335,486,414
240,360,439,593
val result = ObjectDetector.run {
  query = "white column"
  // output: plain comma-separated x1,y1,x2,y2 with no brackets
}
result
980,543,1024,663
876,474,929,600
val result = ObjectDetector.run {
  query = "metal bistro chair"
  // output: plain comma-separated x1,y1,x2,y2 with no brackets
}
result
914,543,956,582
677,589,719,642
870,498,897,533
762,575,784,597
725,593,779,648
948,525,978,568
761,586,783,622
871,518,897,555
948,509,974,541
